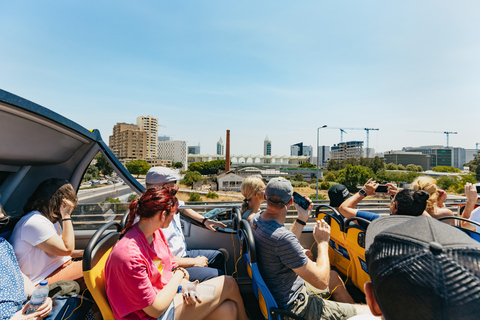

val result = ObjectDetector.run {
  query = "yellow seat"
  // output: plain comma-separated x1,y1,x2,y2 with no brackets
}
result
344,217,371,293
83,221,122,320
315,205,351,278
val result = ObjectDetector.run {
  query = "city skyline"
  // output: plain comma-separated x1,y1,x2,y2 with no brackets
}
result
1,2,479,156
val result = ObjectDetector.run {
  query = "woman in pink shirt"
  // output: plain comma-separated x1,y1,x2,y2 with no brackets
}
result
105,187,249,320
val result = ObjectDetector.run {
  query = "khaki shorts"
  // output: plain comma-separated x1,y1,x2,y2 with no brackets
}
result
288,283,356,320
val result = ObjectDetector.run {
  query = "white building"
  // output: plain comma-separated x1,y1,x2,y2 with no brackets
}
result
137,115,158,159
158,140,188,171
217,172,244,192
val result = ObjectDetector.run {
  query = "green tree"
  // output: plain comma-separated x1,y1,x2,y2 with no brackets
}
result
327,159,341,171
125,160,151,178
173,162,183,169
188,192,202,202
206,191,219,199
299,162,316,168
95,154,113,176
293,173,304,181
370,156,385,174
397,164,405,170
128,194,138,202
189,160,226,175
324,171,336,182
432,166,461,173
320,180,330,190
386,163,398,170
406,164,421,172
181,171,202,187
337,165,372,192
465,154,480,180
83,164,100,181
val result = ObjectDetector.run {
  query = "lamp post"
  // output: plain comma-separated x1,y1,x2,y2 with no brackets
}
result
316,125,327,200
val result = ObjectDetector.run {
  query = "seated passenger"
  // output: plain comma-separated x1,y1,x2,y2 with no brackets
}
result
411,176,455,224
349,215,480,320
105,187,248,320
251,177,371,319
327,184,352,213
339,179,429,229
145,166,228,282
240,175,265,221
9,179,84,286
462,182,480,230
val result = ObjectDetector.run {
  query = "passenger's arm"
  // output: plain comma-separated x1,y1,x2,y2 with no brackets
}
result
462,183,478,228
143,269,188,318
293,220,331,290
36,199,76,256
436,189,448,208
180,208,227,231
339,179,378,219
290,201,313,240
21,271,36,297
175,255,208,268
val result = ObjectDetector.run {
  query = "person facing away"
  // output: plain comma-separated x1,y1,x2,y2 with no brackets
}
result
105,187,249,320
144,166,227,282
251,177,371,320
9,178,84,287
339,178,430,229
348,215,480,320
411,176,455,224
327,184,352,212
240,175,266,221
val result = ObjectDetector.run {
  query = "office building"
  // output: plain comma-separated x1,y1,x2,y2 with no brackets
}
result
188,145,201,155
264,136,272,156
404,146,452,168
317,145,331,168
384,151,430,171
217,137,224,156
158,140,188,171
330,141,363,161
136,116,158,159
290,142,303,156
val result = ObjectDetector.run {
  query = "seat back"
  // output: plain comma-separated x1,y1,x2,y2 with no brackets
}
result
344,217,371,293
315,205,351,277
120,210,130,230
438,216,480,243
83,221,122,320
233,206,243,241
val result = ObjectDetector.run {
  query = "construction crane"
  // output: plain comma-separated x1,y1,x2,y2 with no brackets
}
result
328,127,380,158
477,143,479,155
407,130,458,147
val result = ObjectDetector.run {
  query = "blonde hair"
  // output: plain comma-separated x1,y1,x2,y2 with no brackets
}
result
411,176,438,213
241,175,265,214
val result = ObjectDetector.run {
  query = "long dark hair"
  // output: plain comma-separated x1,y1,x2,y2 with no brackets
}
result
123,186,178,235
23,178,78,223
394,189,429,216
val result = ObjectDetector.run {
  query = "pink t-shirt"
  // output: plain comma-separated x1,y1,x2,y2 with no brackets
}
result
105,224,178,320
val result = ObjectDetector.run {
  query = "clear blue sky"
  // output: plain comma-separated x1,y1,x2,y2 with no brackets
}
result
1,1,479,156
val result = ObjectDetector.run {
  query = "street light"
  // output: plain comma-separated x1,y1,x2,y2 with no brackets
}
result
316,125,327,200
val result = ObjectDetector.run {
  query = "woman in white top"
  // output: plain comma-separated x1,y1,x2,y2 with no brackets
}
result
240,175,266,221
9,178,83,286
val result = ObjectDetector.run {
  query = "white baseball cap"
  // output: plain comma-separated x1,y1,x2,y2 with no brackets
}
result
146,167,181,185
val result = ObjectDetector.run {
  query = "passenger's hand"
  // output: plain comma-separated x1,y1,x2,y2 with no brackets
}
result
313,219,330,244
204,219,227,232
386,183,398,196
14,297,53,319
437,189,448,207
363,178,379,196
465,183,478,204
293,199,313,223
182,281,201,306
60,198,75,219
193,256,208,267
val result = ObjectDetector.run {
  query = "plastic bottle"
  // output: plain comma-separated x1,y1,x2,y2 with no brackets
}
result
177,283,216,300
26,280,49,314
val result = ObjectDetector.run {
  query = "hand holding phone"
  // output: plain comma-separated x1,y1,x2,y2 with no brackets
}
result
293,192,311,211
375,185,388,193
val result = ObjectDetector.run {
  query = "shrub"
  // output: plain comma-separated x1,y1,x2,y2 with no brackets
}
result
291,181,309,188
320,180,331,190
386,163,398,170
127,194,138,202
206,191,219,199
309,194,326,200
188,192,202,202
101,197,121,203
432,166,461,173
324,172,336,182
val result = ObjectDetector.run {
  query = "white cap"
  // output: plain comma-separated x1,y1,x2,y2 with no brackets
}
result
146,167,180,186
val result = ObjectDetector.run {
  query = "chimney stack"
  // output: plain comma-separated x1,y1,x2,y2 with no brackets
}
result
225,130,230,172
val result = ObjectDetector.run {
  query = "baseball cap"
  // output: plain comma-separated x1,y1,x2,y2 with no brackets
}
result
328,184,352,207
265,177,293,205
366,215,480,320
146,167,181,186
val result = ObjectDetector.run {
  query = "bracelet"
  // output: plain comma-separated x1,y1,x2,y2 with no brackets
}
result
358,189,367,198
62,218,72,222
295,218,306,226
172,266,188,279
201,217,208,226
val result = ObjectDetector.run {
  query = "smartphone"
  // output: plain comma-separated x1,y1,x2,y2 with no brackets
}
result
476,185,480,193
375,185,388,193
293,192,310,210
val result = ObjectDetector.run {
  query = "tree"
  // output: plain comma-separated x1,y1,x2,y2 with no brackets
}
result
327,159,341,171
324,171,336,182
406,164,420,172
181,171,202,187
189,160,226,175
370,156,385,174
337,165,372,192
125,160,151,178
95,154,113,176
465,154,480,180
188,192,202,202
83,164,100,181
173,162,183,169
299,162,316,168
397,164,405,170
293,173,304,182
432,166,461,173
386,163,398,170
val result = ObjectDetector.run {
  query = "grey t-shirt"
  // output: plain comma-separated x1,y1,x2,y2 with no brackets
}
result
251,216,309,309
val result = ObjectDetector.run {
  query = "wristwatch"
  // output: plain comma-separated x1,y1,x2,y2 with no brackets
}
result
358,189,367,197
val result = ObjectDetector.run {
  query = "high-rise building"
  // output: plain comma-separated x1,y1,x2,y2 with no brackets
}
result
264,136,272,156
317,145,331,168
290,142,303,156
330,141,363,161
136,116,158,159
158,140,188,171
188,145,201,154
109,123,147,161
217,137,224,156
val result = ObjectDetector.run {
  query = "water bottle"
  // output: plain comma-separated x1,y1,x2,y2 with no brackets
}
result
26,280,49,314
178,283,216,299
